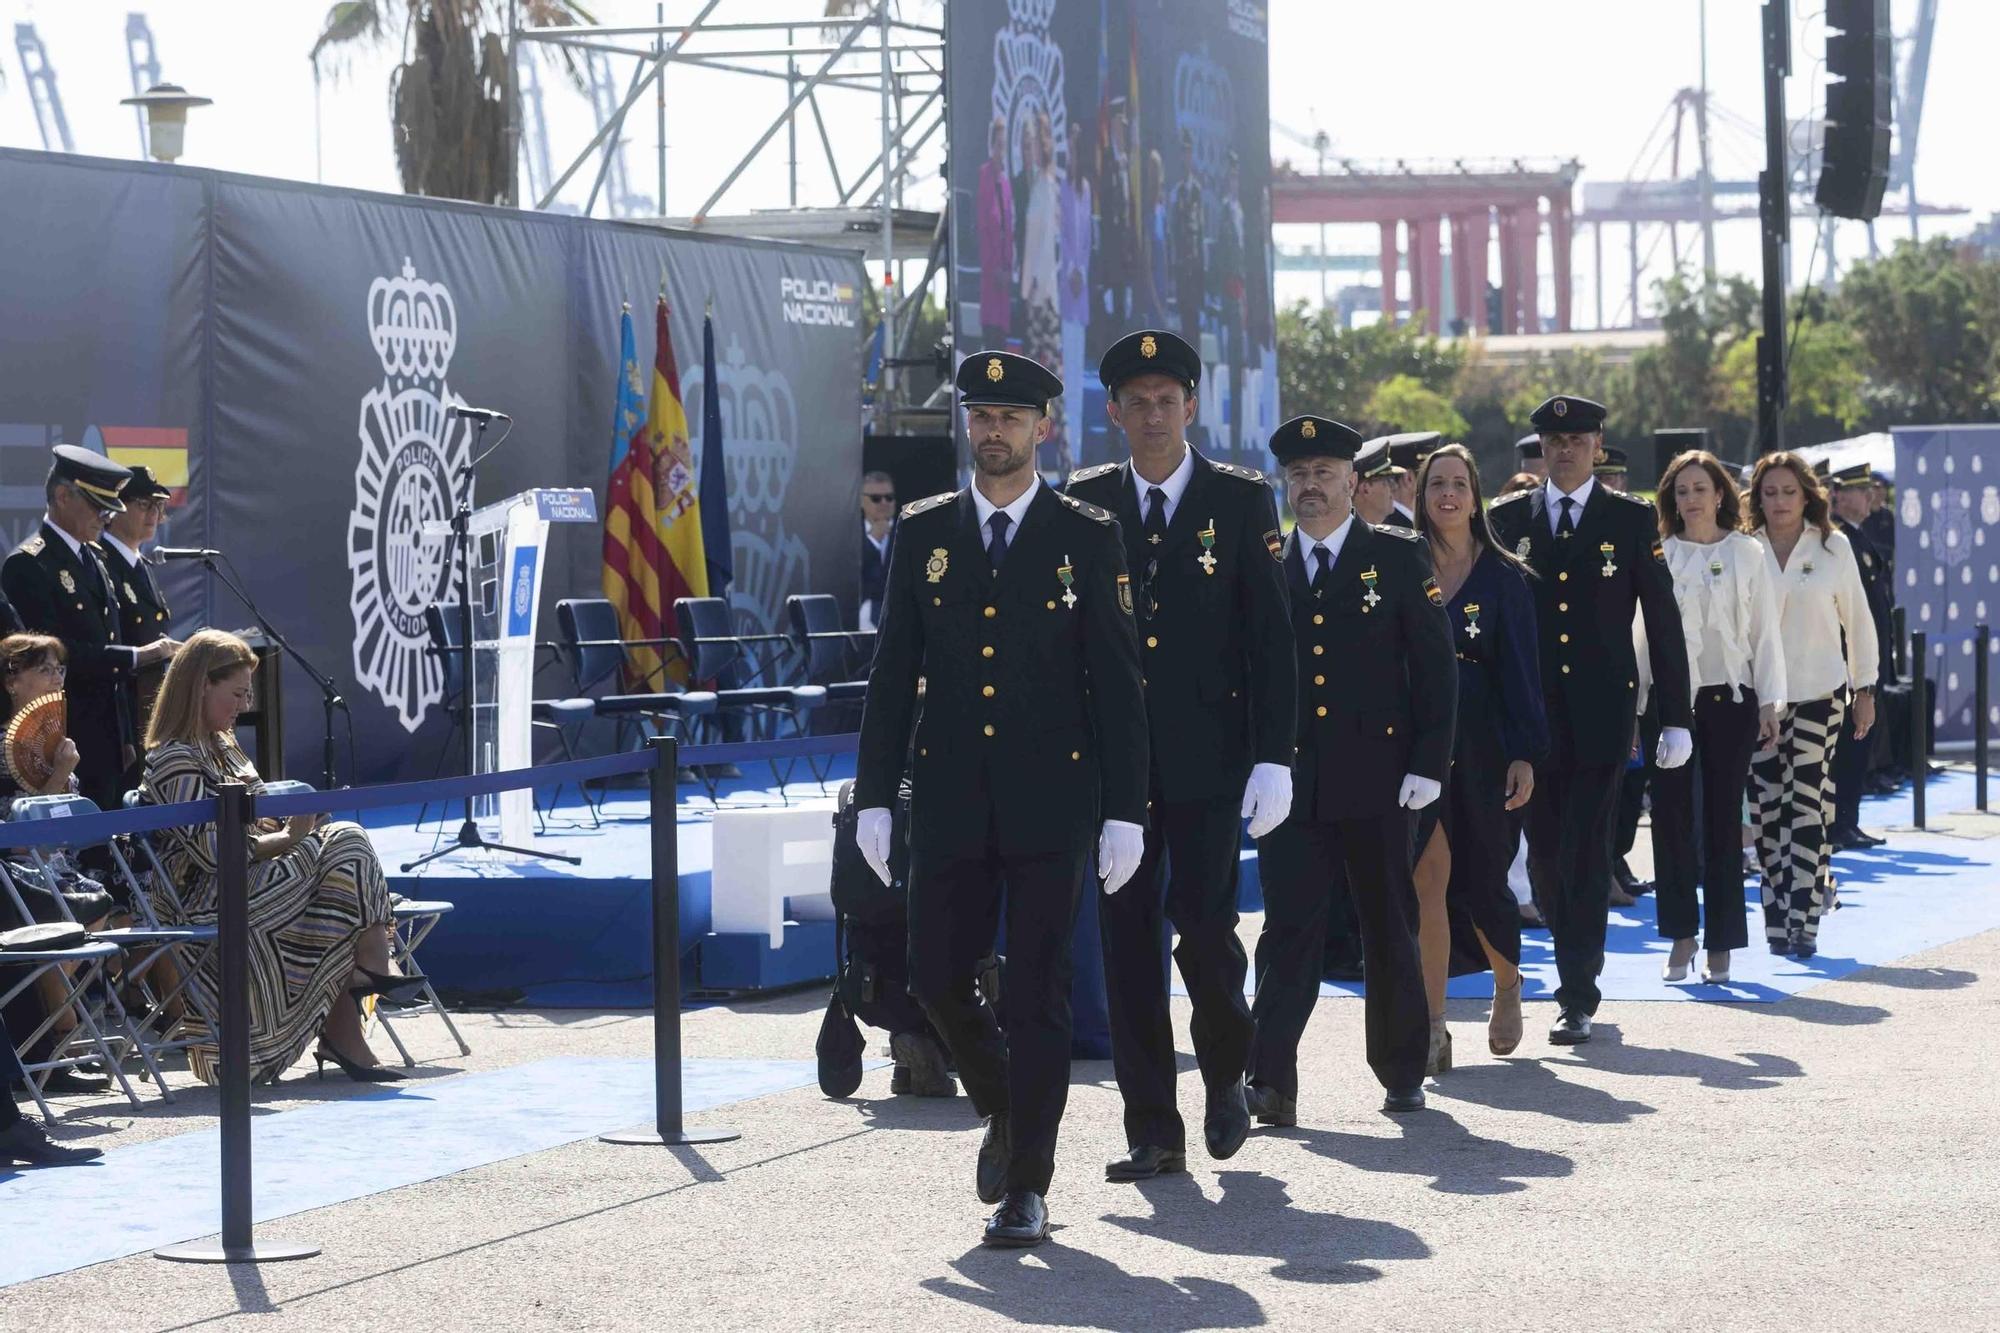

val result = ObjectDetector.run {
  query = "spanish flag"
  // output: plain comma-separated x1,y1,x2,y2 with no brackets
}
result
602,297,707,689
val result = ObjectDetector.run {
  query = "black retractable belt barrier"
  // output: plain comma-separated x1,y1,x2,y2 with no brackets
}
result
1978,624,1990,812
156,782,320,1265
1910,632,1928,830
602,734,742,1148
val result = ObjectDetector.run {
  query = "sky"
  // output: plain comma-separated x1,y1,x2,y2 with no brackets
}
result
0,0,1990,329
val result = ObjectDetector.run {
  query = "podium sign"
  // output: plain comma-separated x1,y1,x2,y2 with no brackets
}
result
427,487,597,845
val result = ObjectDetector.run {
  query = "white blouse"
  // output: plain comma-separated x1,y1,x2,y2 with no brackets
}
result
1754,526,1879,705
1636,531,1787,712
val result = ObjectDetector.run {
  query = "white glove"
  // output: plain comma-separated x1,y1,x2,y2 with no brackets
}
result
1656,726,1694,770
1397,774,1442,811
1097,819,1147,895
855,806,894,887
1240,762,1294,840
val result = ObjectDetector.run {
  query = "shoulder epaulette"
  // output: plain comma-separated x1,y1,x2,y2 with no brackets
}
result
1058,493,1114,523
901,491,957,519
1373,522,1424,542
1489,490,1532,509
17,534,44,556
1066,462,1120,485
1610,488,1655,511
1211,461,1268,484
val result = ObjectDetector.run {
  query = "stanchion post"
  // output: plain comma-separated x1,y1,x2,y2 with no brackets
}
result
603,735,740,1147
158,783,319,1264
1910,631,1928,830
1978,624,1990,812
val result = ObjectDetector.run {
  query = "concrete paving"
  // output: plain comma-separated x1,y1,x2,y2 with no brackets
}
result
6,915,1998,1332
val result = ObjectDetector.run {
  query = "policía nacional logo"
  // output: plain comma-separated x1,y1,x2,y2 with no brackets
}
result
346,257,473,731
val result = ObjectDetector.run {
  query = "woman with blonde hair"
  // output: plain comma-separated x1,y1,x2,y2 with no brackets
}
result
1743,453,1877,959
1644,451,1786,985
143,630,419,1083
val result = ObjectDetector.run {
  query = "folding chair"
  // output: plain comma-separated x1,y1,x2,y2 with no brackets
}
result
674,596,828,799
259,781,468,1067
9,794,214,1102
785,592,874,731
419,605,602,832
0,938,138,1120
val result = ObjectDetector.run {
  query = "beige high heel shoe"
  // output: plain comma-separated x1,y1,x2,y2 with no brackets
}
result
1702,949,1732,984
1661,937,1699,982
1488,977,1524,1055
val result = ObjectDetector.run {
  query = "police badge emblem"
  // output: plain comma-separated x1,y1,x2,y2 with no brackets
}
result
985,357,1004,382
58,570,75,594
926,548,950,583
123,581,137,604
1139,334,1158,359
1515,536,1531,559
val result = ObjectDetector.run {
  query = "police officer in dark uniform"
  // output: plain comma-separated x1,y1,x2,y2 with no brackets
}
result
1247,414,1455,1122
1862,471,1896,590
852,350,1149,1249
1598,444,1656,904
96,465,175,744
1384,432,1439,527
1,446,178,812
1064,328,1294,1181
1488,396,1691,1045
1515,434,1547,483
1828,462,1895,848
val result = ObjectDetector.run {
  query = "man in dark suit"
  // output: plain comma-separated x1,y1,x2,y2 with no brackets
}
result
857,469,896,630
852,350,1149,1249
1247,414,1456,1122
1065,328,1295,1181
1,446,178,811
1383,432,1438,527
96,465,175,747
1488,396,1691,1045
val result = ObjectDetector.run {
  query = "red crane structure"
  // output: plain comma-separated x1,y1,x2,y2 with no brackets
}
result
1270,157,1583,335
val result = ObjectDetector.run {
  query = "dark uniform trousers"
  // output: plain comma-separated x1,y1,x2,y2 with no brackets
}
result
1067,452,1293,1152
855,483,1149,1198
1488,483,1690,1018
1248,521,1453,1099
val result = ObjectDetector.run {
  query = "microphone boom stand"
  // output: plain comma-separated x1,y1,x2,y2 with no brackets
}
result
198,554,346,790
402,413,579,871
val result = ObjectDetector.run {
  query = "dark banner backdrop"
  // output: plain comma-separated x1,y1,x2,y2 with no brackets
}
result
947,0,1277,473
0,148,865,783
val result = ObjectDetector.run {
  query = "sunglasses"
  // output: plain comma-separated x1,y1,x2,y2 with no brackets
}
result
864,492,896,503
1138,556,1161,621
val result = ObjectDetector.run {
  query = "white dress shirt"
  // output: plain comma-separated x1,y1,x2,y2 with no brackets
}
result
1298,514,1356,575
1129,444,1195,527
1543,476,1596,535
970,479,1043,542
1755,525,1879,705
101,532,143,568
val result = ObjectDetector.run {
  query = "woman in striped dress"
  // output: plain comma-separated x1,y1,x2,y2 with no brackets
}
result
143,630,414,1084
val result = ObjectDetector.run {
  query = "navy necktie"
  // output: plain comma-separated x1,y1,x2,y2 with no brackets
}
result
1144,486,1168,545
1311,544,1331,592
986,511,1012,571
1557,495,1576,537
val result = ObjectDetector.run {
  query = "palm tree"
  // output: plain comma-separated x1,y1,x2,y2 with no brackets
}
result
311,1,587,205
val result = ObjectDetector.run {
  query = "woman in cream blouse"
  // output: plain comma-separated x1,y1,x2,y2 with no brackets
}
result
1745,452,1878,960
1648,451,1786,985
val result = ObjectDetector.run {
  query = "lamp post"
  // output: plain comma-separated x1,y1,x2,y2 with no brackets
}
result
120,82,213,163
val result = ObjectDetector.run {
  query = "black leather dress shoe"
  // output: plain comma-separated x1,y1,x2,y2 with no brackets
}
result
1105,1144,1187,1181
888,1031,956,1097
0,1119,103,1167
1204,1079,1251,1160
1549,1010,1592,1045
1244,1082,1297,1127
1381,1086,1425,1113
976,1113,1009,1204
982,1190,1049,1247
36,1068,110,1096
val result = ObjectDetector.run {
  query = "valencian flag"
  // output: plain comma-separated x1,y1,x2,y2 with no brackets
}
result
602,297,707,688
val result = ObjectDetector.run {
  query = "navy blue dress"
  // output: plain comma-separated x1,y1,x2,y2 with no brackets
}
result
1420,547,1549,971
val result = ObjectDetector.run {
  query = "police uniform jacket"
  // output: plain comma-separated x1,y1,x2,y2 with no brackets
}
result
1488,485,1691,767
1837,517,1896,674
96,539,171,646
1065,451,1294,803
1282,520,1455,820
1,524,135,765
854,484,1149,857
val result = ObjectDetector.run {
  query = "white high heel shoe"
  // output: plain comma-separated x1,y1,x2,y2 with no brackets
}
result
1702,949,1732,984
1661,937,1698,982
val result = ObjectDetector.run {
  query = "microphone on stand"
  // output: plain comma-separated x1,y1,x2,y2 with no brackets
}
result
147,547,224,564
447,404,511,423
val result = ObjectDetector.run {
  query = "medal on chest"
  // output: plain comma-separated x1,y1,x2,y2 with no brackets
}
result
1360,566,1381,611
1599,542,1618,578
123,581,137,604
1463,602,1482,638
1197,520,1217,576
925,548,949,584
1057,555,1077,609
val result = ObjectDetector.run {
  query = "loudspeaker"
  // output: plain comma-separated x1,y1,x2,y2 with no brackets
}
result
1652,428,1711,486
1816,0,1892,221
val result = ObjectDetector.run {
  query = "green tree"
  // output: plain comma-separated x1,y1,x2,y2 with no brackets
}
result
1277,302,1464,422
1714,311,1867,444
1836,237,2000,423
1363,374,1469,438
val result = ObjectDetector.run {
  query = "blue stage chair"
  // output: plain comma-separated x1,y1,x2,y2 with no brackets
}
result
554,599,718,782
674,596,828,798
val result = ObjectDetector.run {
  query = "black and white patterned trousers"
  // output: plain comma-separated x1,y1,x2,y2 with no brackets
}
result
1751,693,1846,946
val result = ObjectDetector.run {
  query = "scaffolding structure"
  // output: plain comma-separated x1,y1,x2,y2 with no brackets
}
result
513,3,946,425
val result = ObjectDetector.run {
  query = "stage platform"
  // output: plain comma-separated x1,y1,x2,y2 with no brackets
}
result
364,757,2000,1011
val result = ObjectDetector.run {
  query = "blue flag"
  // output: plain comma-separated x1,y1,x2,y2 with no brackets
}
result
699,309,732,595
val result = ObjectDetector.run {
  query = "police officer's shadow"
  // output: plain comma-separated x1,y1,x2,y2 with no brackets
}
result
1274,1105,1575,1196
1105,1170,1429,1284
922,1238,1267,1331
